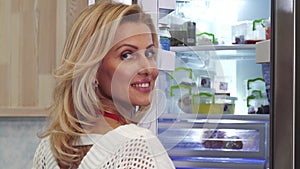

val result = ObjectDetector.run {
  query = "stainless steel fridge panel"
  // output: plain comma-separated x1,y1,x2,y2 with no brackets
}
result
296,0,300,168
272,0,296,168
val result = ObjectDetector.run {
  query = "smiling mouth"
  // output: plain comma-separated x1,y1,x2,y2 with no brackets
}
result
131,82,150,88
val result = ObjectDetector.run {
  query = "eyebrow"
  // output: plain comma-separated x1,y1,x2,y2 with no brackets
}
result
115,44,155,51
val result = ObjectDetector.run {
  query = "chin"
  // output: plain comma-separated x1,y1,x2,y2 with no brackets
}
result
130,94,152,106
133,99,151,107
135,102,151,107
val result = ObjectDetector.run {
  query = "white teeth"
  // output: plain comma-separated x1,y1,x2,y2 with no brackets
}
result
132,83,150,88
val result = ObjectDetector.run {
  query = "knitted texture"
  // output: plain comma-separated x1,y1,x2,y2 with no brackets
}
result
94,136,156,168
32,136,59,169
32,124,175,169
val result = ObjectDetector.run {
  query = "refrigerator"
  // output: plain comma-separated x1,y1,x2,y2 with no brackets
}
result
271,0,299,169
137,0,299,168
151,0,272,168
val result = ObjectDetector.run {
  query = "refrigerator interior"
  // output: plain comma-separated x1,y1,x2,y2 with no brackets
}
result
156,0,271,168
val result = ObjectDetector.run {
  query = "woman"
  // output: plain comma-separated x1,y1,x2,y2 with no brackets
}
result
32,1,175,169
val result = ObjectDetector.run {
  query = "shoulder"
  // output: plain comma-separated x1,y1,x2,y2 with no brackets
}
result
32,137,59,169
91,124,158,151
113,124,176,168
115,124,155,138
115,124,164,149
34,137,51,157
79,124,175,169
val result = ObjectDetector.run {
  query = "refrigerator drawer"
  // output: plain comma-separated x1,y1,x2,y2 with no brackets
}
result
171,156,265,169
157,114,269,161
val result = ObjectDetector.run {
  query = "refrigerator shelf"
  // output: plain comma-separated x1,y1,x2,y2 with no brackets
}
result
170,44,256,52
158,113,270,122
172,156,266,169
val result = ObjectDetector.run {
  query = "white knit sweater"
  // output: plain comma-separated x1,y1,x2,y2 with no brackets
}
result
32,124,175,169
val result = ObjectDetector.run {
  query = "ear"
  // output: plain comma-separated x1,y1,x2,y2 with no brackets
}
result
94,79,99,89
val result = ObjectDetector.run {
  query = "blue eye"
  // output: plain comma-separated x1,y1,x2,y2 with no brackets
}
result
121,53,133,60
145,49,156,58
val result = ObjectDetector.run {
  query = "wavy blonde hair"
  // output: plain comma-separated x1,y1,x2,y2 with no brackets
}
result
40,0,158,168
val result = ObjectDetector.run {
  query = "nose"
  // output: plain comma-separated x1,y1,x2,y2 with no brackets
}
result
138,66,158,77
137,51,158,77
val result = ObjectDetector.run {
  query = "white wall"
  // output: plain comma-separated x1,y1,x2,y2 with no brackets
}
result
0,117,46,168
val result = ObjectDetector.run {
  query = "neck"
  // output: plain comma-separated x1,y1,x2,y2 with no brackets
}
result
90,112,126,134
102,111,127,125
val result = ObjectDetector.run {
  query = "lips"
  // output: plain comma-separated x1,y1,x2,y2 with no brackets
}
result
131,80,152,92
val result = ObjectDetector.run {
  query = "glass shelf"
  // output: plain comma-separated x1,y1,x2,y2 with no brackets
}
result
170,44,256,52
171,44,256,62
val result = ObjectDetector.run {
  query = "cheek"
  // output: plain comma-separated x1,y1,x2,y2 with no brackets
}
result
96,63,116,96
112,64,136,86
153,67,159,80
110,64,137,103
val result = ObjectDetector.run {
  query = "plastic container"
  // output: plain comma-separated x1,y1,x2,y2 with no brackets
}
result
169,84,193,113
246,78,266,97
192,93,237,114
232,19,267,44
247,90,269,114
196,32,216,45
170,67,193,86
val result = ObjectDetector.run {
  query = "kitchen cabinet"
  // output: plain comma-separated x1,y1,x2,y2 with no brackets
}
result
0,0,88,116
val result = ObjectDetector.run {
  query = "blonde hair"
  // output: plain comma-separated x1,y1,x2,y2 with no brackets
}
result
40,0,158,167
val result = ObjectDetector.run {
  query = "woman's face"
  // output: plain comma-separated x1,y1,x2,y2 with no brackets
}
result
96,22,158,107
